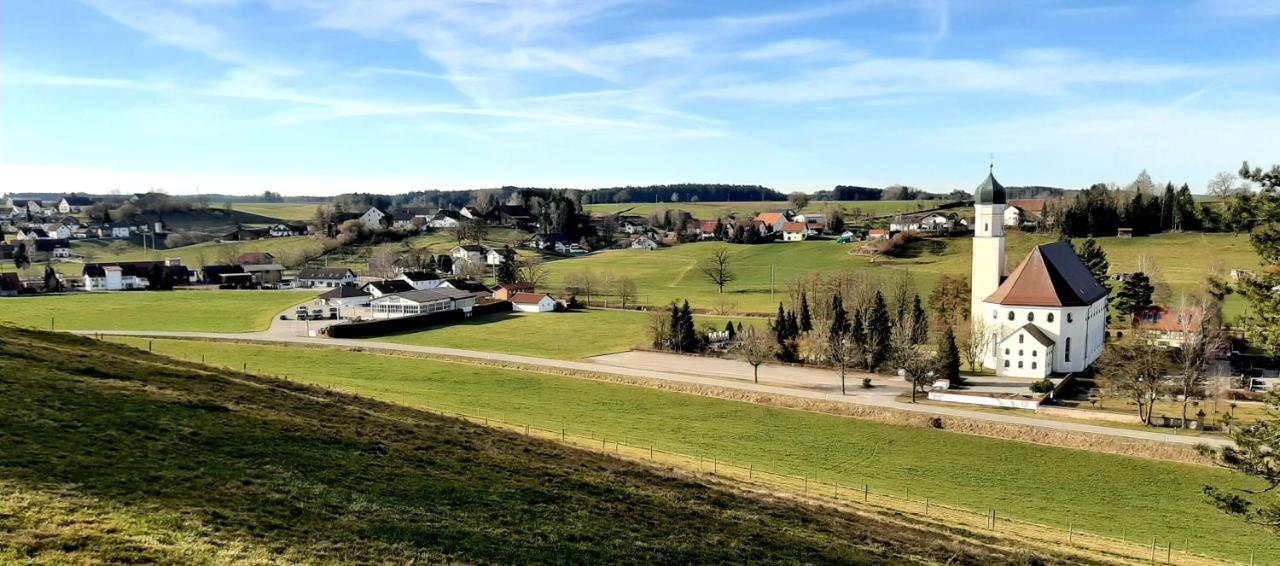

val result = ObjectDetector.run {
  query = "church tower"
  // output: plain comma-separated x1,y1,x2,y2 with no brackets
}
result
971,167,1007,323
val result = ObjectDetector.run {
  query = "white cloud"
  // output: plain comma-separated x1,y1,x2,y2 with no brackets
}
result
742,39,847,60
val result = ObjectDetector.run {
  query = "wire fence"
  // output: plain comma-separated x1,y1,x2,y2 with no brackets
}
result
134,341,1266,566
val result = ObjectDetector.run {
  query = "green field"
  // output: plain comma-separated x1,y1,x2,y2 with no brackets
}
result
376,310,652,359
5,327,1005,564
72,236,324,269
106,338,1279,563
0,291,312,332
544,232,1261,317
584,200,949,220
229,202,325,222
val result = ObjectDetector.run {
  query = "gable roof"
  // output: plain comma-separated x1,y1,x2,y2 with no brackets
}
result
319,284,371,299
363,280,416,294
782,222,806,233
62,196,95,206
1003,323,1054,347
510,292,553,305
297,267,354,280
985,242,1108,307
399,271,441,282
34,239,70,252
1132,305,1203,332
755,212,786,226
454,244,488,253
376,287,475,304
1007,199,1046,214
440,278,491,293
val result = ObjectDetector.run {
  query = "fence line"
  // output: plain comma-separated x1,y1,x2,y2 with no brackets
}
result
140,344,1254,565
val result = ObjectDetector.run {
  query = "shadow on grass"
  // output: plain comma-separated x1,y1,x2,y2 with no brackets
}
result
0,327,1029,564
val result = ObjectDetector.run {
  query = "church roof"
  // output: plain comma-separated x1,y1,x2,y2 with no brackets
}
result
975,171,1006,205
985,242,1108,307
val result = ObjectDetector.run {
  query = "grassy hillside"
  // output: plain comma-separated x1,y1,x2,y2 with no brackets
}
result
584,200,950,220
73,236,324,268
0,291,311,332
0,327,1038,564
229,202,323,222
109,338,1279,563
544,232,1260,317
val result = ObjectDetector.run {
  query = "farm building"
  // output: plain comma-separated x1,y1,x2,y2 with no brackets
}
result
361,279,416,298
781,222,807,242
398,271,444,290
510,292,557,313
319,285,372,308
1130,305,1204,349
493,283,535,301
297,267,357,288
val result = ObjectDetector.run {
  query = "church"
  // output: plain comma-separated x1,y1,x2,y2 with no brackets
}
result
969,170,1109,379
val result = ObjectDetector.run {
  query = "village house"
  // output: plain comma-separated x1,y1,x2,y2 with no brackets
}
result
221,227,269,241
319,284,371,309
753,212,789,234
33,239,72,261
459,206,483,220
240,263,286,285
14,227,49,240
83,263,152,291
428,209,462,229
510,292,557,313
201,265,245,285
867,228,890,240
781,222,808,242
1004,199,1048,228
267,223,308,237
0,273,22,296
697,219,721,240
630,235,660,250
493,282,535,301
397,271,445,290
439,278,492,299
297,267,357,288
622,218,648,235
369,287,477,319
361,279,416,299
1131,305,1204,349
451,244,490,268
238,252,276,265
493,205,534,229
359,206,392,228
889,212,959,234
57,196,95,214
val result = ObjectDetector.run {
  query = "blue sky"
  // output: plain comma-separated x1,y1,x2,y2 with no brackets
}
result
3,0,1280,196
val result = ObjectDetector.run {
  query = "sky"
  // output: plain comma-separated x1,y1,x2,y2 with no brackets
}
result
3,0,1280,196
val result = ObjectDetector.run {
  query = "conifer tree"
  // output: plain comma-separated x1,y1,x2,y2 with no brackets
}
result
829,295,847,337
799,293,813,333
865,292,892,370
1076,238,1111,294
911,294,928,344
934,327,962,385
678,300,698,352
724,320,736,339
1114,273,1155,320
773,303,788,345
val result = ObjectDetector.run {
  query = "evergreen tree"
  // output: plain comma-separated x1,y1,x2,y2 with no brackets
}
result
772,303,788,345
736,321,744,334
934,327,962,385
436,254,453,274
43,264,62,293
1234,162,1280,356
865,292,892,369
1160,183,1175,231
785,311,799,341
894,297,907,325
494,247,519,284
668,302,683,351
829,295,848,337
724,320,736,339
1114,272,1155,320
799,293,813,333
678,301,698,352
1075,238,1111,294
910,294,927,344
850,310,867,368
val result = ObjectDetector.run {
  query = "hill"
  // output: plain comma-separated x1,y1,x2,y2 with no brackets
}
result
0,327,1054,564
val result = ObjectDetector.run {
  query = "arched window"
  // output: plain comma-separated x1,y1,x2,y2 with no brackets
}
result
1047,313,1055,323
1004,360,1010,368
1018,361,1024,368
992,309,998,319
1067,313,1073,323
1027,312,1035,322
1019,349,1024,356
1032,362,1037,370
1065,337,1072,362
1007,311,1015,321
1032,350,1038,357
1004,348,1010,355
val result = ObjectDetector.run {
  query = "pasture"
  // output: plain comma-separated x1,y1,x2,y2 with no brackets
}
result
3,327,977,564
544,232,1260,318
0,291,311,332
72,236,323,269
229,202,324,221
109,337,1279,563
584,199,950,220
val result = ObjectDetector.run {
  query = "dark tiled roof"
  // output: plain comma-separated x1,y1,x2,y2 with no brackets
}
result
986,242,1108,307
320,285,370,299
298,267,354,280
1021,324,1054,347
399,271,441,282
34,239,70,252
441,279,491,293
364,280,415,294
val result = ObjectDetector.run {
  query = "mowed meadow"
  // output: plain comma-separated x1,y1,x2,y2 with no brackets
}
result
108,337,1280,563
543,232,1262,317
0,291,313,332
584,200,950,220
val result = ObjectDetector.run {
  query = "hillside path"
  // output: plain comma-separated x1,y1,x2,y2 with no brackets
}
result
76,328,1230,449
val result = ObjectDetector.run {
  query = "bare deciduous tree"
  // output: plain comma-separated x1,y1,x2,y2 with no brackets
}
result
614,276,637,308
699,246,736,294
1170,293,1228,428
737,328,778,384
957,319,995,373
1097,338,1170,425
518,256,551,288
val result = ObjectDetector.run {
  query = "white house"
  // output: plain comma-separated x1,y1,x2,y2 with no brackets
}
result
397,271,445,290
1004,199,1047,228
428,210,462,228
58,196,94,214
890,212,957,233
361,279,416,298
485,248,509,266
451,244,490,265
359,207,391,228
369,288,476,319
268,223,307,237
971,171,1108,378
510,292,557,313
781,222,808,242
297,267,357,288
630,235,659,250
83,264,149,291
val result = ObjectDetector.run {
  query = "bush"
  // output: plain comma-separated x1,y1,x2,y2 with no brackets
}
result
861,377,873,389
928,416,944,429
1029,379,1055,394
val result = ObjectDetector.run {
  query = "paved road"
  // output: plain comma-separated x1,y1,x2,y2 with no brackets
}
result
76,328,1230,449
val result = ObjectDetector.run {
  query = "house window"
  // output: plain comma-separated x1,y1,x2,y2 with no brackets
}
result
1018,334,1024,344
1019,349,1024,356
1004,348,1010,355
1032,362,1037,370
1065,337,1072,362
1004,360,1010,368
992,309,998,319
984,223,989,232
1007,311,1015,321
1027,312,1035,322
1032,350,1038,357
1067,313,1073,323
1018,361,1024,369
1047,313,1054,322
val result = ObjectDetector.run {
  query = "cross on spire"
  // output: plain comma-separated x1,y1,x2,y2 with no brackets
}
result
988,153,995,173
